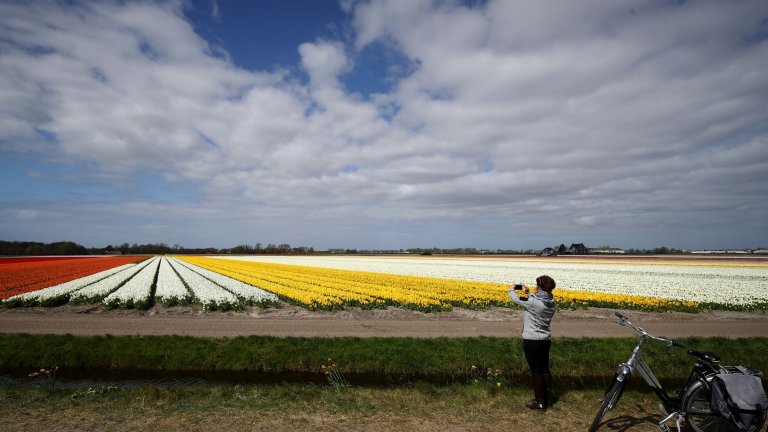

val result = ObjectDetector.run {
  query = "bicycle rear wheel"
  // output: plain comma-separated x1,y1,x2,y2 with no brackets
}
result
589,373,629,432
683,378,766,432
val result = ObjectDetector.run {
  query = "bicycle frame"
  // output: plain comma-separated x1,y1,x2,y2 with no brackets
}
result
593,313,765,432
604,313,731,432
613,331,682,414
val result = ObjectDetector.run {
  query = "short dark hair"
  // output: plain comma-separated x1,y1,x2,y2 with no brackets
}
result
536,275,556,292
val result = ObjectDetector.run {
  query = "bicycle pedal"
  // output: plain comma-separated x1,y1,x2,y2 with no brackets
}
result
658,412,683,432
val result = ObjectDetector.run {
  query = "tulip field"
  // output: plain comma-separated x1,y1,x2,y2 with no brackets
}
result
182,256,699,312
1,254,767,313
1,256,279,311
213,255,768,311
0,256,148,300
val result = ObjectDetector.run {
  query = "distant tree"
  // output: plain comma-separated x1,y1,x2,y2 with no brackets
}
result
24,244,45,255
231,244,254,254
0,240,88,256
50,241,87,255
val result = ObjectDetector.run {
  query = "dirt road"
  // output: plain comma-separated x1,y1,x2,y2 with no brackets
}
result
1,303,766,338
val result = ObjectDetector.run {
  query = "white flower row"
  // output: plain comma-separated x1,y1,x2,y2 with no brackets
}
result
155,257,193,306
214,256,768,307
103,257,161,309
3,263,139,306
70,258,156,304
171,258,278,305
167,257,238,311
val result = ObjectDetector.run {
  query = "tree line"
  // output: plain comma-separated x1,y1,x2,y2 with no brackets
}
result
227,243,315,254
0,241,315,256
2,240,762,257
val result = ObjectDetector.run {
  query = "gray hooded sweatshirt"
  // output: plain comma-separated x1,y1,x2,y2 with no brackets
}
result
508,289,556,340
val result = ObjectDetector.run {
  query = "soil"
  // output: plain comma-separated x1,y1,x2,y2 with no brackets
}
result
1,302,766,338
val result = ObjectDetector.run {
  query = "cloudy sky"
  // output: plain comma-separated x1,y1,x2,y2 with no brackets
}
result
1,0,767,251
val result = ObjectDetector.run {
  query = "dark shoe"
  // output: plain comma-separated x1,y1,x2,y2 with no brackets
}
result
526,399,547,410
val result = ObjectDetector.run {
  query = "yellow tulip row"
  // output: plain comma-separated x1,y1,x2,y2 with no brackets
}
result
178,256,451,310
552,289,700,312
177,257,701,312
177,256,373,310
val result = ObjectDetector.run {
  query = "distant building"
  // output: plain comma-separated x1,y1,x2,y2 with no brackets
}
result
568,243,589,255
540,247,557,256
692,249,752,254
591,247,625,254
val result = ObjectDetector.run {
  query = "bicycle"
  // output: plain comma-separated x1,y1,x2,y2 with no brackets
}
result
589,312,766,432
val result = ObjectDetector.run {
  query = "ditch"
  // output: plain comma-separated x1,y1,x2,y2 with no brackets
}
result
0,366,678,390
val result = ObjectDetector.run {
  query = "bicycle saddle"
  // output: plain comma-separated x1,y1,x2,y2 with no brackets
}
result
688,350,720,363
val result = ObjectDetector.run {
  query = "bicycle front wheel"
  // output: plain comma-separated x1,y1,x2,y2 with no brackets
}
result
589,374,629,432
683,378,766,432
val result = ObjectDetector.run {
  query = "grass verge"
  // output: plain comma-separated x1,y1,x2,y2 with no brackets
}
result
1,334,766,387
0,384,668,432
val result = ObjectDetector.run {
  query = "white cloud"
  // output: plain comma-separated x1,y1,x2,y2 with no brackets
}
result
299,41,351,89
1,0,767,249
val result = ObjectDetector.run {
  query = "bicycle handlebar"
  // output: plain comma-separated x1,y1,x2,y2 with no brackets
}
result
614,312,684,348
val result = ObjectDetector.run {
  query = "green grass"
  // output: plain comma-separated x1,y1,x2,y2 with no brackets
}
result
1,335,766,387
0,384,669,432
3,335,767,431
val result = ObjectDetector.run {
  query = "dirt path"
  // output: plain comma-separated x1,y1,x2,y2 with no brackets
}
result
1,303,766,338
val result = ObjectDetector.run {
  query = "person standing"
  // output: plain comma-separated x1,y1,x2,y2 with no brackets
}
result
508,275,557,410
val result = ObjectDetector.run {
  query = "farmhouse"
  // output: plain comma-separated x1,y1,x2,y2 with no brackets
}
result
568,243,589,255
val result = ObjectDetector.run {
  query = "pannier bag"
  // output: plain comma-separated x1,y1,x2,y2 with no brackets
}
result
710,370,768,430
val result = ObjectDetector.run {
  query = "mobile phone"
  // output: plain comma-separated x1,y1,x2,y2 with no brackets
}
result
514,284,523,290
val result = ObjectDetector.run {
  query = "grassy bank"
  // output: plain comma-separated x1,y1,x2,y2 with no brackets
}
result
0,384,665,432
3,335,767,431
2,335,766,386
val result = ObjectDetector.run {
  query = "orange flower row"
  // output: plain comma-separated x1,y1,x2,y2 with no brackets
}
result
0,256,149,299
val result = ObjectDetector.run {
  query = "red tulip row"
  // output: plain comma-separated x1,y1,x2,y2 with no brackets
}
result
0,256,149,299
0,257,89,265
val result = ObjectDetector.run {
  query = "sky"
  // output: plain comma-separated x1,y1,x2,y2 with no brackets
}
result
1,0,767,251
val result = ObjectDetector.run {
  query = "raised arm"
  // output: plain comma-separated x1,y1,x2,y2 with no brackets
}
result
508,285,529,307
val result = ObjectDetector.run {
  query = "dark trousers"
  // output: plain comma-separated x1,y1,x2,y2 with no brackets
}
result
523,339,552,375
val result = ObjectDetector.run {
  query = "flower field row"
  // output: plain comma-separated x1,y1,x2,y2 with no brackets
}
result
155,256,193,306
2,256,278,311
213,255,768,311
4,254,765,313
184,256,700,312
102,257,162,309
0,256,148,300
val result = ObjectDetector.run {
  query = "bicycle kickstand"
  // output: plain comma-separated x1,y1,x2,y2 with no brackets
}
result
657,412,684,432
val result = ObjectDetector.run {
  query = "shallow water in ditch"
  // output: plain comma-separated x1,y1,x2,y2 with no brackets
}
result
1,368,329,389
0,367,646,390
1,374,212,389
